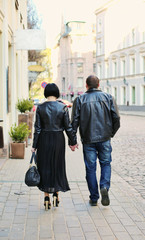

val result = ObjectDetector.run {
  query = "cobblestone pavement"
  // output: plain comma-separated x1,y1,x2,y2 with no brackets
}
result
0,114,145,240
111,115,145,200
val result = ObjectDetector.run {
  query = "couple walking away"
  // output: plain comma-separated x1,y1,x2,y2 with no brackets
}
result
31,75,120,210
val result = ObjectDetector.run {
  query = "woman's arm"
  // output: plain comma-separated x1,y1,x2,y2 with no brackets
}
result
63,106,77,146
32,106,42,149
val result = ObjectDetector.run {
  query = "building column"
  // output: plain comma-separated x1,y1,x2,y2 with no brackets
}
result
2,0,8,144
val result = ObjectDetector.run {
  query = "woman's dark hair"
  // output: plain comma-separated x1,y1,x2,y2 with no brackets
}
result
44,83,60,99
86,75,99,89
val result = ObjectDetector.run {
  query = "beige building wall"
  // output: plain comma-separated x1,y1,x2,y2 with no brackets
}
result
0,0,28,151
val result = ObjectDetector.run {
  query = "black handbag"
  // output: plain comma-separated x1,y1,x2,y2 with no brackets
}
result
25,152,40,187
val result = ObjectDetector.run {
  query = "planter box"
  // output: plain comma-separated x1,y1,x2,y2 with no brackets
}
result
18,113,29,125
18,113,29,147
28,112,34,139
10,142,25,159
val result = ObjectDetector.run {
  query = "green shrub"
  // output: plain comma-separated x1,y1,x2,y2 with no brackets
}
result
9,123,31,142
16,99,34,113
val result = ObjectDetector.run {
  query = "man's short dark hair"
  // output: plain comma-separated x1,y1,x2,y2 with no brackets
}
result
44,83,60,98
86,75,99,89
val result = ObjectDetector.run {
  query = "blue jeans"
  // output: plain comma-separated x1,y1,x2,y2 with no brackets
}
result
83,140,112,201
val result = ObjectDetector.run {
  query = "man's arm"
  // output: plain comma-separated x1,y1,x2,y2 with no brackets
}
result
110,96,120,137
71,97,81,133
69,97,80,146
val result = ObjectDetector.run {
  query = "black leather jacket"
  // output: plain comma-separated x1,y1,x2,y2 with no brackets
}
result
32,101,77,148
71,88,120,144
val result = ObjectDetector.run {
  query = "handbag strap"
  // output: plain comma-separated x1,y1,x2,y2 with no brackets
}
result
30,152,37,165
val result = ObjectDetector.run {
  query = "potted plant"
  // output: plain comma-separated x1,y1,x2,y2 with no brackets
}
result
16,98,34,141
9,123,30,159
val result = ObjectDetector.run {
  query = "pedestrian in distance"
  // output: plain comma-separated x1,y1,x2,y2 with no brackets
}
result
70,75,120,206
31,83,77,210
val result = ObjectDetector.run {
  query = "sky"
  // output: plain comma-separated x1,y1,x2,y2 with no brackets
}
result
33,0,103,48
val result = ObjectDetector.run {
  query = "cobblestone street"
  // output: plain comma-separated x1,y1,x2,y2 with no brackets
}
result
0,114,145,239
112,115,145,199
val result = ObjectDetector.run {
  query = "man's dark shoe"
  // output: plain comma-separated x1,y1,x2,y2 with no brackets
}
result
100,188,110,206
89,199,97,206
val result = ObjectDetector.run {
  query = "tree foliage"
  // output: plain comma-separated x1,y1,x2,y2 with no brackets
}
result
27,0,42,62
29,48,53,100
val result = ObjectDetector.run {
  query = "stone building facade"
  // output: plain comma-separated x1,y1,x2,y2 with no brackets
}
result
56,21,96,101
0,0,28,153
95,0,145,107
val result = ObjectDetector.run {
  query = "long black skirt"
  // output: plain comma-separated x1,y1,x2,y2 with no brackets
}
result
36,131,70,193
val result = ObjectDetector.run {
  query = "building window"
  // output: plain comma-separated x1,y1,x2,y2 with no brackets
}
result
113,87,117,102
93,50,96,58
121,59,126,76
106,87,109,93
97,63,102,78
143,56,145,73
143,86,145,105
143,32,145,42
113,61,117,77
62,77,65,92
97,18,102,32
122,86,126,104
77,77,83,88
132,28,135,45
97,40,102,55
132,86,136,104
105,62,109,78
130,57,135,74
77,52,82,58
93,63,96,73
77,63,83,73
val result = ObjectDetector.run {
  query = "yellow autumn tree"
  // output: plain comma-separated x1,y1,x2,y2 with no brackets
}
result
30,48,53,100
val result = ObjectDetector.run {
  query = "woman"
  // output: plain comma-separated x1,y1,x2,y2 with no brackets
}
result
31,83,77,210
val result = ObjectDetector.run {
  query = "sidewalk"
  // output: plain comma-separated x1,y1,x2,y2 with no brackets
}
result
119,111,145,117
0,144,145,240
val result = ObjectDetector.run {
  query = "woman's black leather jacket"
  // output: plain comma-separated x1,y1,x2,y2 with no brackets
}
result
32,101,77,148
71,88,120,144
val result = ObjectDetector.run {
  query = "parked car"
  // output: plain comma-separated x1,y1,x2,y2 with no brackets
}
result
57,99,73,108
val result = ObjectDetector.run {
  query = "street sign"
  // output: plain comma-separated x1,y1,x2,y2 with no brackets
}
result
41,82,47,88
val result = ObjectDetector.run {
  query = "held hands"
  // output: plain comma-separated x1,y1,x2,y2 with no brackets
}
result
31,148,36,153
69,144,79,151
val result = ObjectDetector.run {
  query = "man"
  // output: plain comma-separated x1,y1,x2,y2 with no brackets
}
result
70,75,120,206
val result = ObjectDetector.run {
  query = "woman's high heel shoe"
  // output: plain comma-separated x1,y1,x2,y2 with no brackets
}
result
53,192,59,207
44,196,51,210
